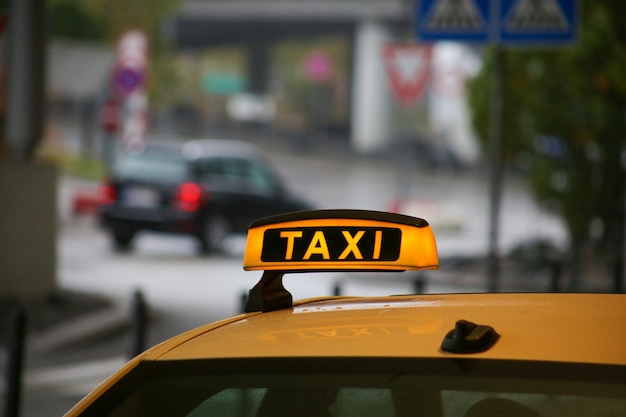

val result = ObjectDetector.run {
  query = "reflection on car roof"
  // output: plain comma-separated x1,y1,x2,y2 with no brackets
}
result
146,292,626,365
183,138,263,159
119,138,263,160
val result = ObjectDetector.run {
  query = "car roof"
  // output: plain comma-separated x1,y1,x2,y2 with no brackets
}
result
119,138,263,160
182,138,264,159
143,292,626,366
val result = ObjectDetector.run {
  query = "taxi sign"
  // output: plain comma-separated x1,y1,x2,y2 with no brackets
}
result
244,209,438,272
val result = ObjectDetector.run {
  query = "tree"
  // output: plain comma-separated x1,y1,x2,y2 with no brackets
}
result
48,0,109,40
467,0,626,291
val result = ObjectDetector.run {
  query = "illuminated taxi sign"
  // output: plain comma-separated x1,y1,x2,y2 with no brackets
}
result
244,209,438,272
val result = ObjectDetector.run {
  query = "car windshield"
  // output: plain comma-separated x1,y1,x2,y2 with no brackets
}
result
112,151,188,183
77,359,626,417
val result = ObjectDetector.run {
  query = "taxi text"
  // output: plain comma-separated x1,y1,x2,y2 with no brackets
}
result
260,227,401,262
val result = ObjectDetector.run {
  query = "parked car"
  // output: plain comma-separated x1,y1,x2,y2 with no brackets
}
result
66,210,626,417
98,139,313,254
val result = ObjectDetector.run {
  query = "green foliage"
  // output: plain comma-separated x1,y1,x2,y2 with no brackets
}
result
83,0,179,48
48,0,109,39
467,0,626,250
60,154,107,180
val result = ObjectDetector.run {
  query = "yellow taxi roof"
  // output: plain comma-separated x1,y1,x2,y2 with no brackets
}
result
144,292,626,366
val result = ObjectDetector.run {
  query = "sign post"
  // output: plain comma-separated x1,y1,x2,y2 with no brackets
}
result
104,30,149,154
415,0,579,291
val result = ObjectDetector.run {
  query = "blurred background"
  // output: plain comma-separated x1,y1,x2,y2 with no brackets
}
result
0,0,625,415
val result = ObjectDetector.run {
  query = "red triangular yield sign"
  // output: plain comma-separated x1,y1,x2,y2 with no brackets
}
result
382,43,433,106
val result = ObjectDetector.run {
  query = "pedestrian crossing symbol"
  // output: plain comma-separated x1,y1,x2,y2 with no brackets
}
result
417,0,490,42
504,0,569,32
424,0,486,32
499,0,577,43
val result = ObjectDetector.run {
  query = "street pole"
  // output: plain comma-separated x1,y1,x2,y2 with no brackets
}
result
613,147,626,293
5,0,46,160
4,306,26,417
487,47,505,292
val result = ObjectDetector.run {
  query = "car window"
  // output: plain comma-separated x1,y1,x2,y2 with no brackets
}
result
112,152,188,183
187,388,266,417
441,391,624,417
85,378,626,417
188,387,394,417
78,361,626,417
243,159,281,191
185,388,626,417
196,157,279,191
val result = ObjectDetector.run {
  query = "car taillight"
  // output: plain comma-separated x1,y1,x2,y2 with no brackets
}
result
176,182,203,212
99,182,117,205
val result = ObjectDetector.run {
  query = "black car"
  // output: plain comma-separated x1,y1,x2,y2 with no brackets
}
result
98,139,313,254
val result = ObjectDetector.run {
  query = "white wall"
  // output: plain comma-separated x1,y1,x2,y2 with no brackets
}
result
351,20,392,154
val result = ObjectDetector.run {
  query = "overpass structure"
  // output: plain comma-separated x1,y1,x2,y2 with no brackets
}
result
171,0,411,153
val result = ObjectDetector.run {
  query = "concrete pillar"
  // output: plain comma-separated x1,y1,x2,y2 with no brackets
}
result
0,161,58,299
350,20,391,154
1,0,57,299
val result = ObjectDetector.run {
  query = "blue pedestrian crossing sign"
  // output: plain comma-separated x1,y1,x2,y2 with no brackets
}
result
416,0,491,43
499,0,577,44
415,0,578,45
